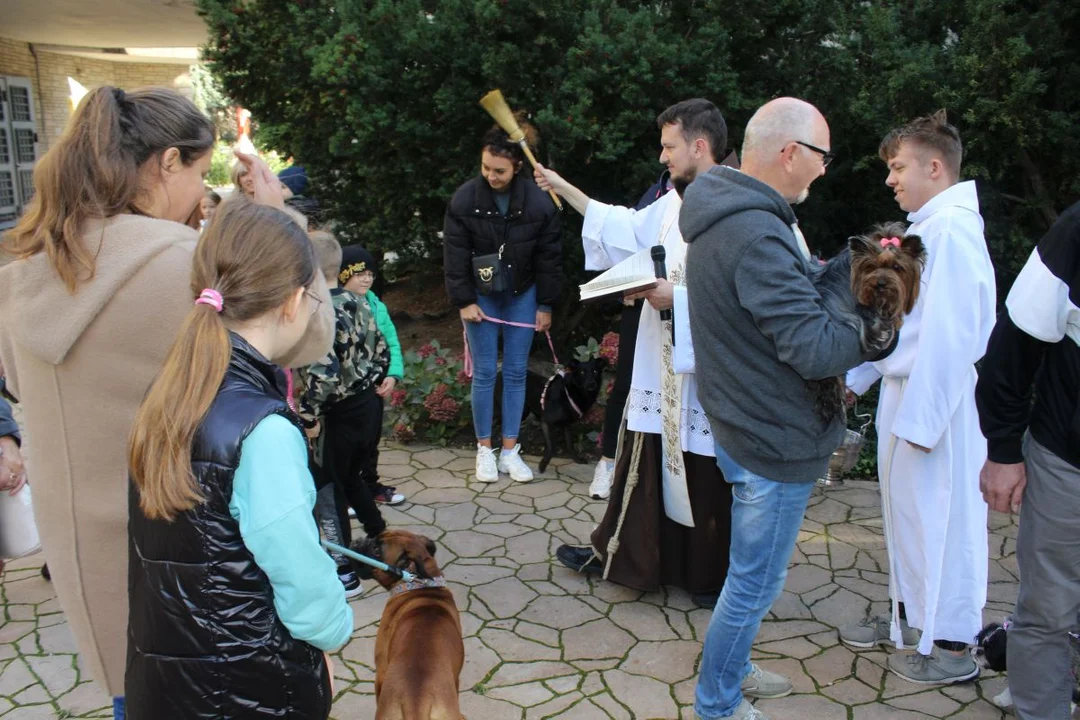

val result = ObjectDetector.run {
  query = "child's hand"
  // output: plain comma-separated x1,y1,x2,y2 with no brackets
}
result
376,377,397,398
304,421,321,439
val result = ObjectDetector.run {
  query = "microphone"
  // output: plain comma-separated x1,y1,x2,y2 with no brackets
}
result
651,245,672,322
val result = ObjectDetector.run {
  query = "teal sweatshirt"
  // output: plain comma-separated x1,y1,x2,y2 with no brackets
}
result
228,414,354,651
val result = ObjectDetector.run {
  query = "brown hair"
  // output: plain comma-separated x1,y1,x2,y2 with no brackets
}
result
879,109,963,178
128,198,316,521
481,112,539,166
308,229,342,281
2,86,216,292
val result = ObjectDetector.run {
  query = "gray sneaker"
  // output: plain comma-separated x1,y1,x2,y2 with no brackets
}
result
888,646,980,685
840,614,920,649
741,663,792,699
696,699,769,720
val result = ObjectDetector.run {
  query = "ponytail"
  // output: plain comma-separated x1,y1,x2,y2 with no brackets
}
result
2,86,215,292
128,198,316,521
128,304,230,520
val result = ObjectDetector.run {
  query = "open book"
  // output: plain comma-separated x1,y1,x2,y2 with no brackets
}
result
579,247,658,302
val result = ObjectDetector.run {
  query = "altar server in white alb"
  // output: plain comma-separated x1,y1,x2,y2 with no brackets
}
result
534,99,739,611
844,110,997,684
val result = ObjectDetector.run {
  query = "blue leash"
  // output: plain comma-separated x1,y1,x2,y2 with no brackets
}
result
321,540,417,582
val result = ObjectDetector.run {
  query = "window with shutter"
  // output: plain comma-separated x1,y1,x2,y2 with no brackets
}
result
0,76,39,230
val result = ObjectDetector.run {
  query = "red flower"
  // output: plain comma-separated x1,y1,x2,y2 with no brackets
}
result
599,331,619,365
434,356,447,366
390,389,407,407
417,344,436,359
429,396,459,422
424,383,460,422
595,431,604,449
605,379,616,397
456,369,472,385
584,406,605,426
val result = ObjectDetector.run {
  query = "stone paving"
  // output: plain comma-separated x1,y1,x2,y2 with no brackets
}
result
0,442,1028,719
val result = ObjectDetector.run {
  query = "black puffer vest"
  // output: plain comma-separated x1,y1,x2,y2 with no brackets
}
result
126,334,331,719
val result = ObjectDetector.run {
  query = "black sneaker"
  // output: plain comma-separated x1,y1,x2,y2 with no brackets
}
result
41,563,50,582
556,545,603,574
337,566,363,598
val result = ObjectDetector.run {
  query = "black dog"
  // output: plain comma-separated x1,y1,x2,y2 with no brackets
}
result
975,619,1080,710
523,357,608,473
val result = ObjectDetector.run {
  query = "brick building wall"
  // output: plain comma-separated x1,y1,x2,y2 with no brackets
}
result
0,37,192,151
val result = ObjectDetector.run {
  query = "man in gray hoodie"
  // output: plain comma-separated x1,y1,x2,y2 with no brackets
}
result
681,98,896,720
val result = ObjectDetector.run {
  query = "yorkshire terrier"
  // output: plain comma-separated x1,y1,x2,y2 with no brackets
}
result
808,221,927,423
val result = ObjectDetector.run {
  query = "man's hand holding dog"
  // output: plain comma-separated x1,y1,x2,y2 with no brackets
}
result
625,278,674,312
980,460,1027,514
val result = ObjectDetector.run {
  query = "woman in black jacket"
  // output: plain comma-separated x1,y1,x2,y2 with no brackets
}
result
444,121,562,484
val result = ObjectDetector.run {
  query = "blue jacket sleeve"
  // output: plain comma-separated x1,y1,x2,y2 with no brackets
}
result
0,397,18,445
229,414,353,651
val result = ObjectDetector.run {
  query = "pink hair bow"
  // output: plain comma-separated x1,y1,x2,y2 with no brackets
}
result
196,288,224,313
880,236,901,249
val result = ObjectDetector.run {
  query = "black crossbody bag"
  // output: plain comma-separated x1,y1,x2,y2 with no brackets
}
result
472,243,513,295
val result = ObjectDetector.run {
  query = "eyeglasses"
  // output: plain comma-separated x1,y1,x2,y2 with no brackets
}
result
304,290,323,316
794,140,835,167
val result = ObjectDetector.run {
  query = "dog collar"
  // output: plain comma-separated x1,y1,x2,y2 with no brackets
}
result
389,575,447,597
540,368,584,418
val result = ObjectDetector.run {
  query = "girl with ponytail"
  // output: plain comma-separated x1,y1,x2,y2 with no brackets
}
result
0,86,334,716
126,198,350,718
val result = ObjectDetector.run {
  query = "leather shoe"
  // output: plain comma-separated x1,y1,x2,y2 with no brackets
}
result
556,545,603,574
691,591,720,609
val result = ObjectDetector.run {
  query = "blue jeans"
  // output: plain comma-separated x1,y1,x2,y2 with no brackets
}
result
113,697,125,719
695,442,815,719
465,285,537,442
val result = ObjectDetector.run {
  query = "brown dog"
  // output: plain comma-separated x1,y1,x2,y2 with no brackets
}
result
353,530,465,720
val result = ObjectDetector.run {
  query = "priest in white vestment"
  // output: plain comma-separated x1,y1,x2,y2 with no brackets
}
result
536,99,736,607
843,112,996,685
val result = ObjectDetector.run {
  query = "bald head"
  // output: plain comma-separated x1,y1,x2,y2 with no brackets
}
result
742,98,824,159
739,98,831,204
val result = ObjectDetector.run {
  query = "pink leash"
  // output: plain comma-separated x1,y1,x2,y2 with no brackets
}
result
462,316,584,418
462,316,559,378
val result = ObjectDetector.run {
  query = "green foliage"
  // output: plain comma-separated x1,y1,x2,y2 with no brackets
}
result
197,0,1079,299
197,0,1080,472
384,340,473,446
206,142,235,188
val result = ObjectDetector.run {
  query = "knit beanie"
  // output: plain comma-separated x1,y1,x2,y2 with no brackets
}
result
339,245,376,285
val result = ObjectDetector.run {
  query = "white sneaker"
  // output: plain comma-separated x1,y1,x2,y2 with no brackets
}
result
589,458,615,499
475,444,498,483
497,444,534,483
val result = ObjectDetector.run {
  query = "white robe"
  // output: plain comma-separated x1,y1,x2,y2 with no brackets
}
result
846,181,996,653
582,191,712,527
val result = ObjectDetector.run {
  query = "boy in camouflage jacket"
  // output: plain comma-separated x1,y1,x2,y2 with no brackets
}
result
299,237,403,595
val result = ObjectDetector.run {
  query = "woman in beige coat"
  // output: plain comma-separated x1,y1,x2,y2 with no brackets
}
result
0,86,334,712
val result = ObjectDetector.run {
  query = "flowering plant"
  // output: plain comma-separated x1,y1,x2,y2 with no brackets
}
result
383,340,472,445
